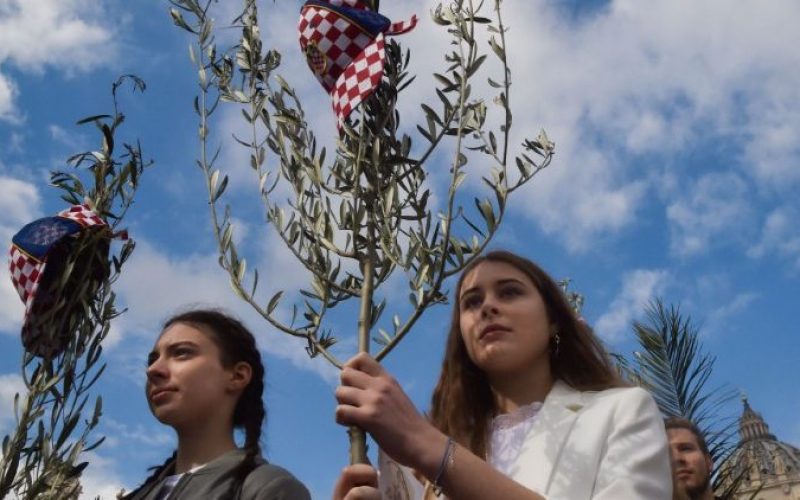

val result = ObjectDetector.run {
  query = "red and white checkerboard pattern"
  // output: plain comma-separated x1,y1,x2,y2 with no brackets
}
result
298,6,374,93
298,1,417,128
9,245,42,309
7,204,116,356
59,204,106,228
387,15,417,36
8,204,107,313
332,33,385,127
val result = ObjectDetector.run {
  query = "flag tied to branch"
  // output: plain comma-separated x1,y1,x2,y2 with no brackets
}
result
8,204,119,357
298,0,417,128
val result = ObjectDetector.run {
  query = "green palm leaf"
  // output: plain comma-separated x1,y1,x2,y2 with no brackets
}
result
630,299,743,497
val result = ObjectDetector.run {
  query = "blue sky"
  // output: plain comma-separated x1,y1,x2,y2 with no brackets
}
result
1,0,799,497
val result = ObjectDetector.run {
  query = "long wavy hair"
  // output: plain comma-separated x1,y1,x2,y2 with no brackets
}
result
429,251,623,458
124,309,266,499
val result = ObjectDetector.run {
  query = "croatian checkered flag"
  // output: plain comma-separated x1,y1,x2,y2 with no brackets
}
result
298,0,417,128
8,204,110,357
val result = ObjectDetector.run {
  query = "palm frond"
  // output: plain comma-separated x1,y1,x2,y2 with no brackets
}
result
630,299,738,480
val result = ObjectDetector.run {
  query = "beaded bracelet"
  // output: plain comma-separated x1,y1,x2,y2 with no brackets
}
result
432,437,455,496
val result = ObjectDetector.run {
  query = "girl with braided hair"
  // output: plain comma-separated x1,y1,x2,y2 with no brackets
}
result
124,309,309,500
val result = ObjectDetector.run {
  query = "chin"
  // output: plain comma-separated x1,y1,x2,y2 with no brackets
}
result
677,479,702,494
473,347,507,368
150,405,179,426
476,355,523,377
481,350,548,375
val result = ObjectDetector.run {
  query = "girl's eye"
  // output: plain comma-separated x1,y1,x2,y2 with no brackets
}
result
499,286,521,298
174,348,192,358
461,295,481,310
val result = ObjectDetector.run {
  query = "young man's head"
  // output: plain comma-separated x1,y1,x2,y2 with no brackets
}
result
665,417,714,500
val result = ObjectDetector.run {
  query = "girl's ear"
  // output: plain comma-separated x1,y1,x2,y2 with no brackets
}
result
228,361,253,392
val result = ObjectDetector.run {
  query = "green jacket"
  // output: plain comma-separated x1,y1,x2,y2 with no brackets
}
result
127,449,310,500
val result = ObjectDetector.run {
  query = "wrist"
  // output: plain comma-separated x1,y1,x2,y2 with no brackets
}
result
411,428,450,481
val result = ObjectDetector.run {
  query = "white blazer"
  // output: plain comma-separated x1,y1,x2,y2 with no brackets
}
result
507,380,672,499
379,381,673,499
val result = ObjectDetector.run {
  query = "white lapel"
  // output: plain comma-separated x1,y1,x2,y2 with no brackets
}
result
510,380,586,494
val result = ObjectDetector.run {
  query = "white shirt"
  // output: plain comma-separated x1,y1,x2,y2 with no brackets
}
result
488,401,543,477
156,463,207,500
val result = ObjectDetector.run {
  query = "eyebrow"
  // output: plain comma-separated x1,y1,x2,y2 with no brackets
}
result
460,278,527,300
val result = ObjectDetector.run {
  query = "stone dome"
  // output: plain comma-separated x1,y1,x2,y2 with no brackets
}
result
719,397,800,499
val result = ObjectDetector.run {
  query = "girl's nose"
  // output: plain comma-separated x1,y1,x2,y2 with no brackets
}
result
480,294,499,318
146,355,167,381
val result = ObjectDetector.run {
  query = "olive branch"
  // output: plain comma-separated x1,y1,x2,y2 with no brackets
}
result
170,0,553,464
0,76,150,500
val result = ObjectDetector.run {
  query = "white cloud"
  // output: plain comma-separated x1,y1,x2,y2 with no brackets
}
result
155,0,800,293
110,237,338,384
0,0,117,122
0,72,18,122
0,176,42,333
517,149,648,252
170,0,800,261
0,175,42,226
0,0,114,72
595,269,669,342
704,292,759,337
48,124,86,151
748,208,800,269
387,0,800,250
112,240,238,333
0,373,26,434
101,417,172,450
7,132,24,153
666,172,754,257
745,101,800,189
78,451,126,500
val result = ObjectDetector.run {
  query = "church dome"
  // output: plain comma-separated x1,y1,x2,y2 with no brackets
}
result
719,398,800,499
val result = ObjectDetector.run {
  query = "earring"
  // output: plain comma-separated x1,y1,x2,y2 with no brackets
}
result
552,331,561,357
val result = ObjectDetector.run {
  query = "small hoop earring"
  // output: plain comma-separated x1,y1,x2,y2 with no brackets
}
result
553,332,561,357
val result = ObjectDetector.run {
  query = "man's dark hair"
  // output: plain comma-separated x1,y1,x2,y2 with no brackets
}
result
665,416,710,456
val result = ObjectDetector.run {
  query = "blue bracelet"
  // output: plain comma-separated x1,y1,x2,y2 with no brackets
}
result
432,437,455,495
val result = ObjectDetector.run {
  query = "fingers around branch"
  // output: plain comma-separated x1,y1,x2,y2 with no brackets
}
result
333,464,380,500
343,352,384,376
339,366,378,389
334,385,363,406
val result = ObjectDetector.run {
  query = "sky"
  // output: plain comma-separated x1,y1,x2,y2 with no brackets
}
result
1,0,799,497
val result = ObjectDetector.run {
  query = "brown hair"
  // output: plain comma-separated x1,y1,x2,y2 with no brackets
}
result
429,250,623,458
665,416,710,456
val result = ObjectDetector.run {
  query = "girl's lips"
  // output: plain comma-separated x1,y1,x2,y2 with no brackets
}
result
479,324,511,341
480,328,510,343
149,388,176,404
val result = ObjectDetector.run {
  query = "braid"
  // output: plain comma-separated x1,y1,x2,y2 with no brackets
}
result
123,451,176,499
231,321,266,498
